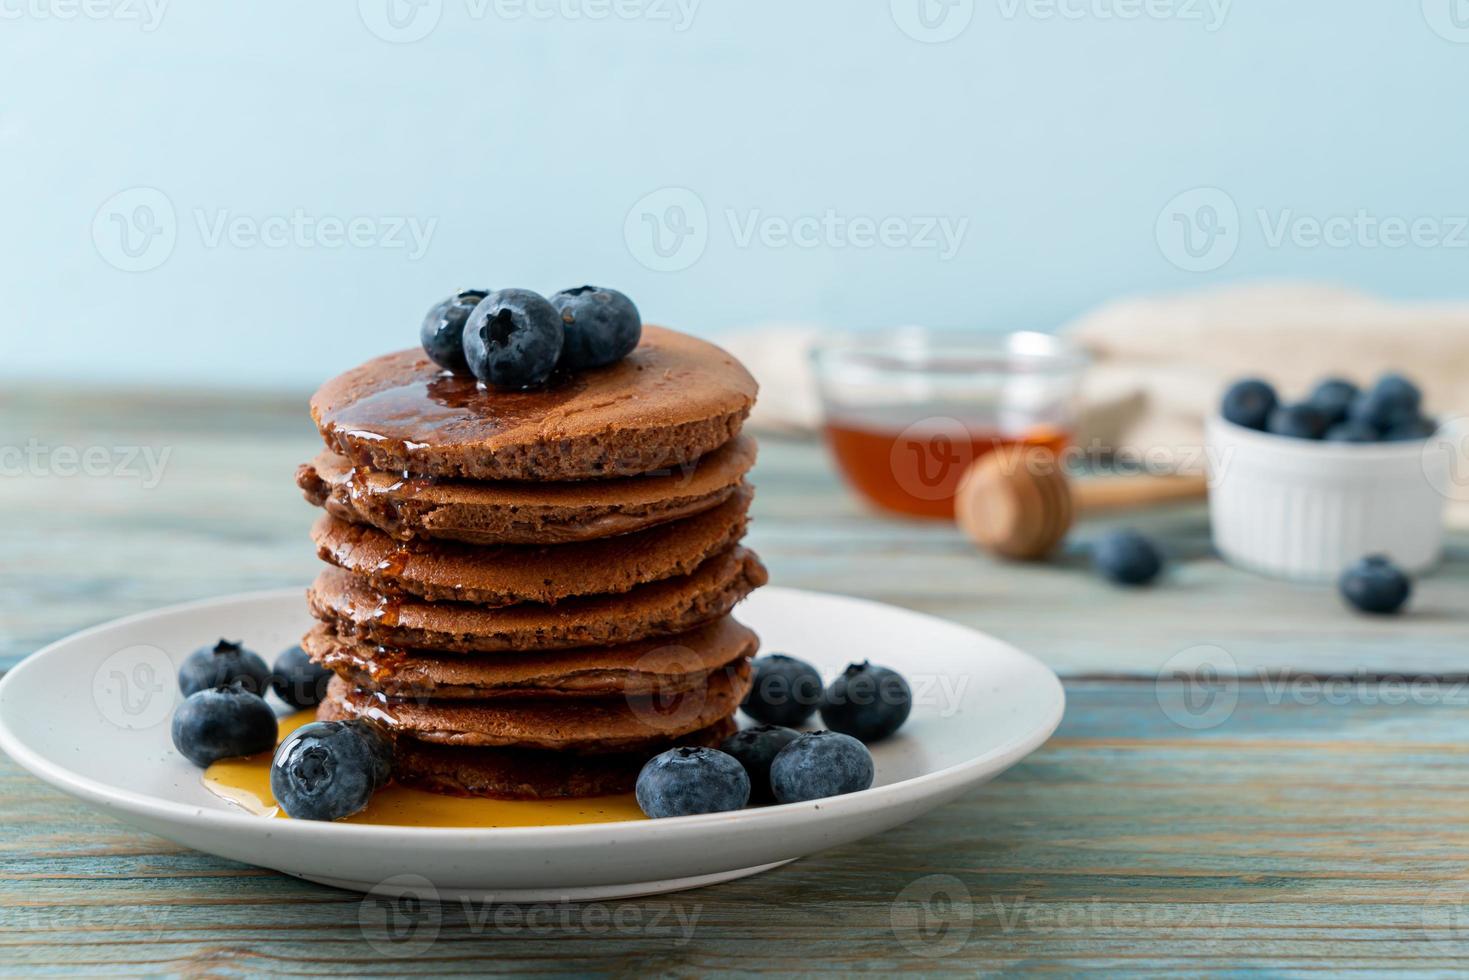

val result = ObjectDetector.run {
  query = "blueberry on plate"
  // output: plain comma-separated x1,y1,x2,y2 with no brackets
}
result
178,639,271,697
720,725,800,803
346,718,395,791
1266,403,1329,440
769,731,874,804
741,654,823,727
635,746,750,818
420,288,488,373
1382,416,1437,442
1349,373,1423,432
170,682,278,767
270,719,394,821
550,286,642,371
1308,377,1359,427
819,662,912,743
1092,529,1163,586
462,288,564,389
269,645,334,710
1338,555,1412,615
1324,420,1380,443
1220,378,1277,431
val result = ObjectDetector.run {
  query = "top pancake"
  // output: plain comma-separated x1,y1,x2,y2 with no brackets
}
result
310,326,758,482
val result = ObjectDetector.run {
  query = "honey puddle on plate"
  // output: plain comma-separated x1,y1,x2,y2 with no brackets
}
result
202,710,646,827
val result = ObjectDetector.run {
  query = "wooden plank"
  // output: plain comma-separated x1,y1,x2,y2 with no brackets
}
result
5,681,1469,974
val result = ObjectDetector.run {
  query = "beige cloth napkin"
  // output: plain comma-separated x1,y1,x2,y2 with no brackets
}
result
1065,281,1469,450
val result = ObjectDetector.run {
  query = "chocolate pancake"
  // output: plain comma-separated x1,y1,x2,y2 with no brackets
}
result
321,661,751,750
308,546,767,652
301,617,758,699
309,485,752,606
296,435,757,546
310,326,758,481
342,719,739,800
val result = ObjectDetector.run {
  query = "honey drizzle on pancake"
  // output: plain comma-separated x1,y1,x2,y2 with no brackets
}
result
202,711,645,827
342,465,438,534
324,371,589,461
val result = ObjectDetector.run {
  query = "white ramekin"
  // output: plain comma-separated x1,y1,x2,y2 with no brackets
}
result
1204,414,1451,581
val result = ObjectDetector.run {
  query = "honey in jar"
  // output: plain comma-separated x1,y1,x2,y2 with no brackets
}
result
824,416,1070,519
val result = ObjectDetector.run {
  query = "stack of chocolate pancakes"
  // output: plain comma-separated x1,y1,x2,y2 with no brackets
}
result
295,326,767,799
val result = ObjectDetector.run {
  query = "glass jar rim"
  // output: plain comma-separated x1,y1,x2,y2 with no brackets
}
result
810,327,1088,377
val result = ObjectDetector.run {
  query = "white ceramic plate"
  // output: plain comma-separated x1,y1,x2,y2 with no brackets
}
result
0,587,1063,902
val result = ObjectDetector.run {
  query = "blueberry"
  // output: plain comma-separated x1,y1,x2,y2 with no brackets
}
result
270,720,393,821
720,725,800,803
178,639,271,697
1092,529,1163,586
345,718,395,791
1266,403,1329,440
462,288,564,389
1220,379,1277,431
419,289,488,373
819,662,912,743
1308,378,1359,427
1371,373,1422,414
635,746,750,818
1382,416,1437,442
170,683,277,767
741,654,823,727
1338,555,1412,615
1349,373,1423,433
1324,420,1380,443
549,286,642,371
269,645,334,710
769,731,874,804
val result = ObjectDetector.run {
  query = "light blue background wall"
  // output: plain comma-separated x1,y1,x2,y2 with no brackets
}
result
4,1,1467,387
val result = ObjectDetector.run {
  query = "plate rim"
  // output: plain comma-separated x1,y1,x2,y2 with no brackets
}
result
0,585,1065,842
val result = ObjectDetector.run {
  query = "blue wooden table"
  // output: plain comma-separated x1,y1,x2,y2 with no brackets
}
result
4,387,1469,974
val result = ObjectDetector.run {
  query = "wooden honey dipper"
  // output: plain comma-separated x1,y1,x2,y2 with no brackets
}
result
955,447,1208,560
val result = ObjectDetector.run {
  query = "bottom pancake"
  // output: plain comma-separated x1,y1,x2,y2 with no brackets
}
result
384,717,738,800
